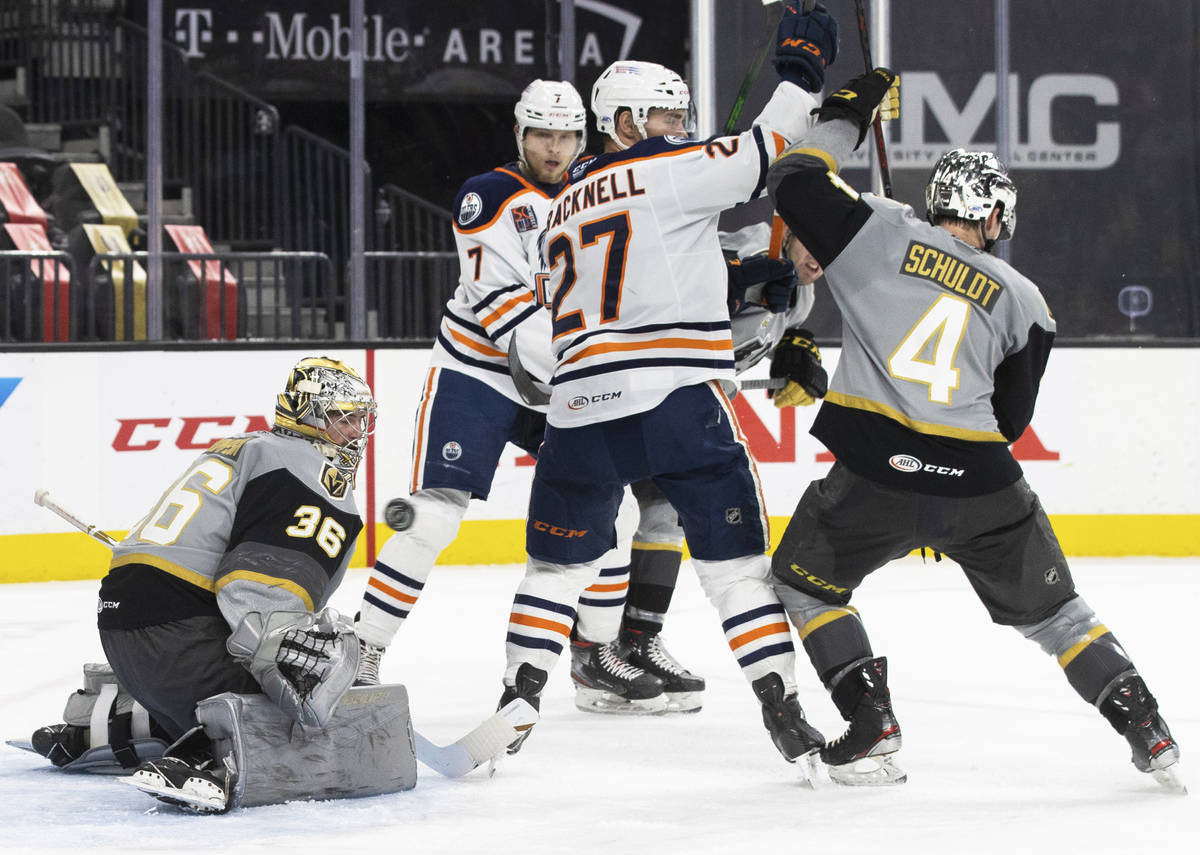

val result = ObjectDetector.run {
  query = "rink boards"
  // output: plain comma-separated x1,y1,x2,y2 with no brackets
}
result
1,345,1197,582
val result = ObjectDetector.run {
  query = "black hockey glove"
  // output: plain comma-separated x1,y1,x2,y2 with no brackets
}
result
773,2,839,93
812,67,899,147
768,327,828,408
727,256,798,315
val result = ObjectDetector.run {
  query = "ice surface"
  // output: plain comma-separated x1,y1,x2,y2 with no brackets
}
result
2,557,1194,853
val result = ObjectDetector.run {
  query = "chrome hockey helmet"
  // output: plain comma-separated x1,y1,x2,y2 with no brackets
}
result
925,148,1017,241
274,356,377,477
591,60,695,148
514,79,588,169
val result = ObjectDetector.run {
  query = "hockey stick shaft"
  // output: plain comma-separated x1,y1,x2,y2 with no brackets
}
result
723,0,799,135
854,0,893,198
34,489,119,547
741,377,786,391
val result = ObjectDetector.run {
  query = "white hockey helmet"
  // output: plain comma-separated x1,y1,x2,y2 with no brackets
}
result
925,148,1017,241
275,356,377,478
591,60,695,148
514,79,588,169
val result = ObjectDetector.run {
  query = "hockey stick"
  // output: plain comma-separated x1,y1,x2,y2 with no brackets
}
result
34,489,118,547
31,490,537,778
741,377,786,391
507,337,551,407
723,0,792,135
853,0,894,198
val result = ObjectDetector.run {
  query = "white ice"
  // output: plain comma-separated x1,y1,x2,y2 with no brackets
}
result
2,556,1195,854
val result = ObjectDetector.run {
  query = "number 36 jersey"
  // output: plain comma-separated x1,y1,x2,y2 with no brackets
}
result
98,431,362,631
537,127,796,428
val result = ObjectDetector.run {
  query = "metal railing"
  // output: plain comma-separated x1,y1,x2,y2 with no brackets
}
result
0,250,76,341
374,184,454,252
365,251,457,340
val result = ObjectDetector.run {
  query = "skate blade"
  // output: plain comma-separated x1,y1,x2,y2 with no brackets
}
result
664,692,703,714
573,688,668,716
827,754,907,787
794,751,826,789
118,773,228,813
1150,761,1187,794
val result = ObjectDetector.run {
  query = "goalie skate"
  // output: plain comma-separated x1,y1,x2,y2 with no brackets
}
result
119,756,233,813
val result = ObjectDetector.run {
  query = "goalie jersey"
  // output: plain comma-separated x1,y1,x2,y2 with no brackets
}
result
770,156,1056,496
433,163,559,409
98,431,362,631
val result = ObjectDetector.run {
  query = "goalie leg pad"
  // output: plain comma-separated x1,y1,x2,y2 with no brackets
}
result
195,683,417,809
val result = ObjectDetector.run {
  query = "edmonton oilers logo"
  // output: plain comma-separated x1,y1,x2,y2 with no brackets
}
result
888,454,922,472
442,441,463,461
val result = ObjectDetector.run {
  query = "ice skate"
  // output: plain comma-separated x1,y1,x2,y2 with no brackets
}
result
354,638,386,687
821,657,906,787
620,629,705,713
30,723,89,768
119,755,233,813
752,672,824,777
570,637,667,715
497,663,549,755
1099,673,1185,793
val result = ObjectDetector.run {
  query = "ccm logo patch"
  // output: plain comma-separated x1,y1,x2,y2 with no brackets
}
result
532,520,588,538
889,454,964,478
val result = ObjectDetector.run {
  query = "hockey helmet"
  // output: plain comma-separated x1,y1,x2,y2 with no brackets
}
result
275,356,377,477
591,60,695,148
514,79,588,169
925,148,1017,241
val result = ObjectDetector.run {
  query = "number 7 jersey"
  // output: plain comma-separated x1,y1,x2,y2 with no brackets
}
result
537,128,794,428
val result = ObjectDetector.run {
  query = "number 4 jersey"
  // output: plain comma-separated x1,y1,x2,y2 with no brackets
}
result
98,431,362,631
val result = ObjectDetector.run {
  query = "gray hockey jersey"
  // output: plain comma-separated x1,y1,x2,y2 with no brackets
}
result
98,430,362,631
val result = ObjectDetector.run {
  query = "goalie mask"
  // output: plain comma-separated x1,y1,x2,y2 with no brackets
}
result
274,356,377,478
925,148,1017,242
514,79,588,171
592,60,696,148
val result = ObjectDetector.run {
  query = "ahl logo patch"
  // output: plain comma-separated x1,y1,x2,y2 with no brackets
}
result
458,192,483,226
511,204,538,232
567,395,589,411
889,454,922,472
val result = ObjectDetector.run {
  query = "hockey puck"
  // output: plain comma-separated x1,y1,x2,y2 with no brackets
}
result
384,498,415,531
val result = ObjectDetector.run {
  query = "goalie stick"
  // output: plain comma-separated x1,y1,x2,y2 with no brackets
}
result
31,490,536,778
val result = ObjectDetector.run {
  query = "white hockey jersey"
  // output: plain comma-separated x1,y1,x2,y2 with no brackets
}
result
537,122,810,427
433,164,557,408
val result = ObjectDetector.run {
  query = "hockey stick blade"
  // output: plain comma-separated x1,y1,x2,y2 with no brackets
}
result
507,339,551,407
414,698,538,778
741,377,786,391
34,490,118,548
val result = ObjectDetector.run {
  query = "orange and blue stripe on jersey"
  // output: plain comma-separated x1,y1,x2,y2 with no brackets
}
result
551,320,735,385
452,165,556,234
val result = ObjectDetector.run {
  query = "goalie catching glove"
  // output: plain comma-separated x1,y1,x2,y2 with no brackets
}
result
226,608,358,730
769,327,828,408
812,67,899,147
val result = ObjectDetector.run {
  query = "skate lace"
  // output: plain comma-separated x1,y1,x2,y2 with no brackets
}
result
642,635,688,676
598,643,645,680
357,640,384,683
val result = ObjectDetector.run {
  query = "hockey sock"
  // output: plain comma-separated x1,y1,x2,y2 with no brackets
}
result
623,544,684,634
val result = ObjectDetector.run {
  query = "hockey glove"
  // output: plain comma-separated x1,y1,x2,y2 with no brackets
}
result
773,2,839,93
812,67,899,147
727,255,798,315
768,327,828,408
227,608,359,729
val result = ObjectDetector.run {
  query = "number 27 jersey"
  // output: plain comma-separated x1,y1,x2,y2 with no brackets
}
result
537,129,790,428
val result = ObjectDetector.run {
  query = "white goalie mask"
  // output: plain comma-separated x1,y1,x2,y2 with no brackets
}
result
925,148,1017,241
514,79,588,170
274,356,377,479
591,60,695,148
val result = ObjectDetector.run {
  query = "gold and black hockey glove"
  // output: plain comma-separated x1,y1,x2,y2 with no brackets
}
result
768,327,828,408
811,67,899,147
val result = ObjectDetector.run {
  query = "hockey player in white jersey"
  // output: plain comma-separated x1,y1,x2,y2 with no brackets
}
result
350,80,621,686
565,3,838,718
495,1,841,765
766,69,1183,790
